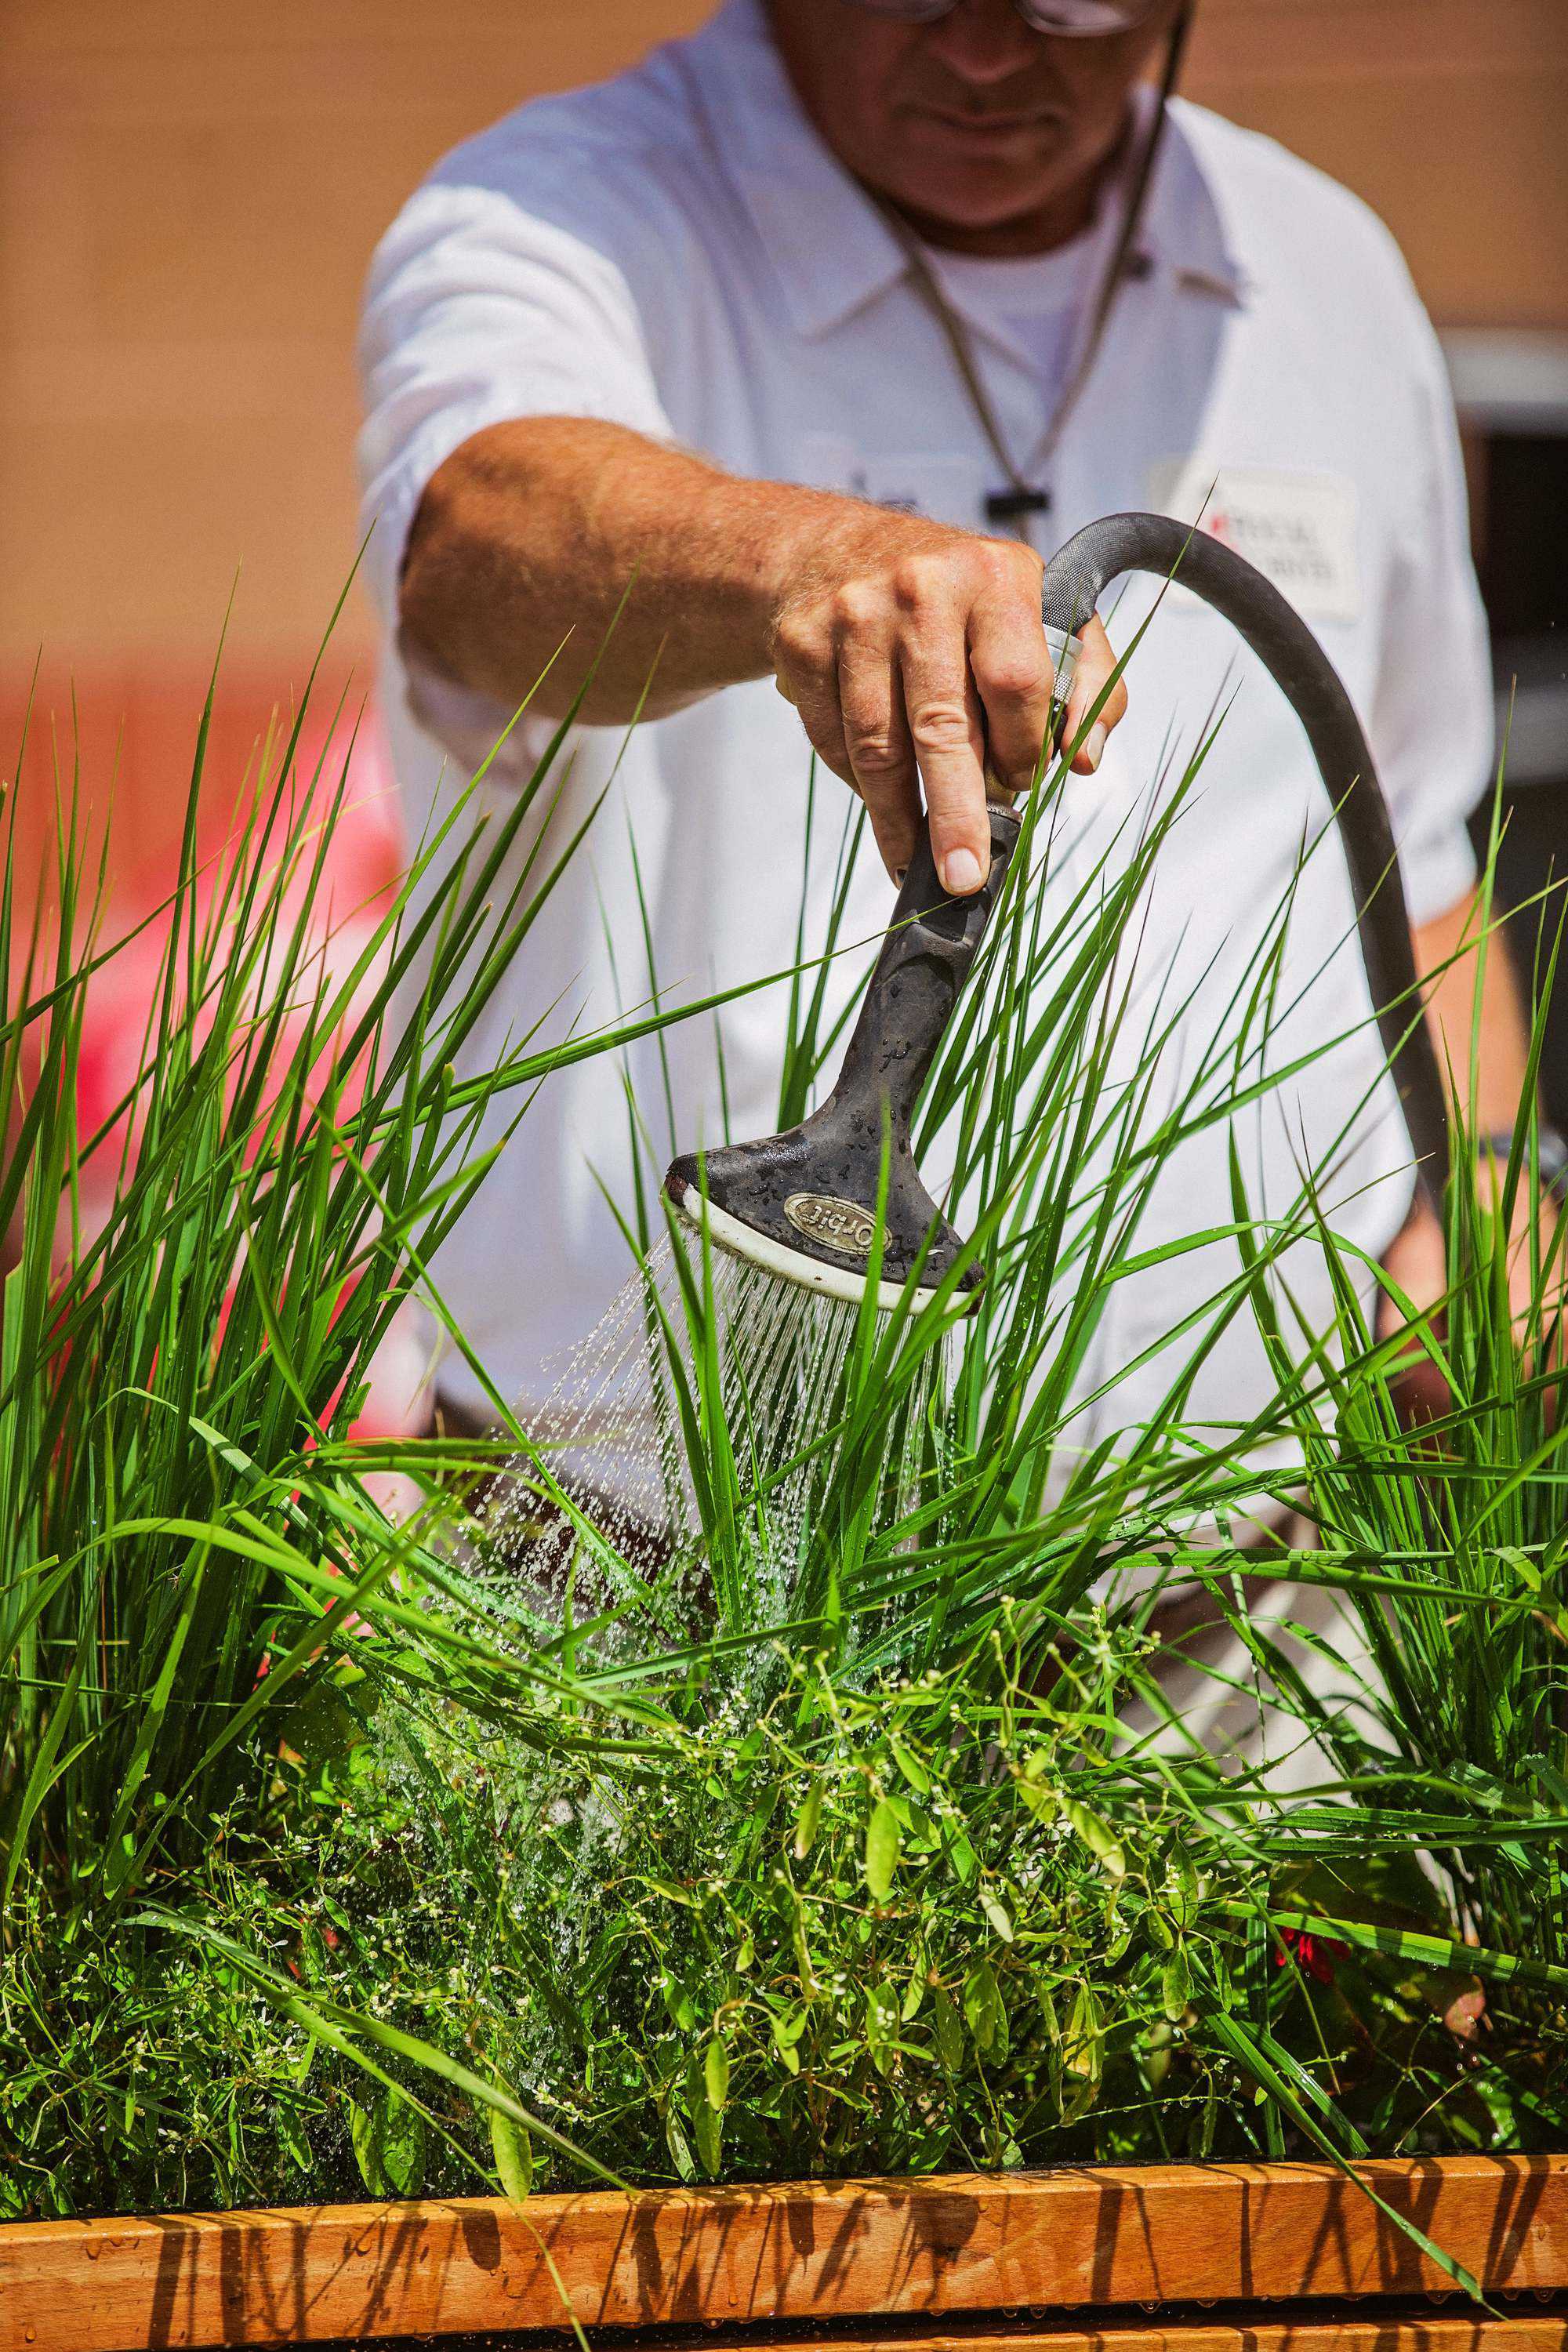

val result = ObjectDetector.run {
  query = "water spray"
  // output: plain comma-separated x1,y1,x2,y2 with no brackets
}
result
666,512,1450,1312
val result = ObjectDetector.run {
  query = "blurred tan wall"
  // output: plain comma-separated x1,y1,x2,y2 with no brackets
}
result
1,0,1564,681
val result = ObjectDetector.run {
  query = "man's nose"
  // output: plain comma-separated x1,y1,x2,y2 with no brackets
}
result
922,0,1047,83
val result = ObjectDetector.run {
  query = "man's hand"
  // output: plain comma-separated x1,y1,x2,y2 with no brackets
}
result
768,509,1127,895
401,419,1128,896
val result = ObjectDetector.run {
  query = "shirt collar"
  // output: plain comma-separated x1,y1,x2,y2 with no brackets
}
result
677,0,908,339
675,1,1249,339
1134,97,1252,308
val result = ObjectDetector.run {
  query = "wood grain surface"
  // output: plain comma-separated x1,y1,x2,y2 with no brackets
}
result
668,2319,1568,2352
2,2157,1566,2352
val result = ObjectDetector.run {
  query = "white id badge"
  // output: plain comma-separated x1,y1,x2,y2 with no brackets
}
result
1147,459,1362,626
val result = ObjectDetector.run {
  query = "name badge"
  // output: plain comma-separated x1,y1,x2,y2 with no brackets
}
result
1147,459,1362,626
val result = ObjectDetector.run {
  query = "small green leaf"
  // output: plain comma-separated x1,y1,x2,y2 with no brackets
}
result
1166,1847,1201,1926
771,2002,811,2049
933,1986,965,2072
793,1777,824,1859
945,1822,978,1884
692,2100,723,2178
644,1876,699,1909
789,1900,818,1997
980,1889,1014,1944
1063,1798,1125,1879
1161,1946,1192,2023
489,2105,534,2203
890,1737,931,1795
865,1797,901,1903
866,1980,899,2044
964,1961,1007,2057
1016,1755,1058,1820
349,2086,426,2198
1065,1982,1104,2083
665,2106,696,2180
704,2038,730,2111
662,1973,697,2031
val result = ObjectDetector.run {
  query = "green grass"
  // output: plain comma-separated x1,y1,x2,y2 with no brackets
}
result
2,626,1565,2234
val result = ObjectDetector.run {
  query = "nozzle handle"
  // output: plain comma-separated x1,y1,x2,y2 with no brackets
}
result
829,801,1021,1138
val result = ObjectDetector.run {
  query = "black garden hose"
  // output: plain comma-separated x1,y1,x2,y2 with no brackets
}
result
1043,511,1450,1209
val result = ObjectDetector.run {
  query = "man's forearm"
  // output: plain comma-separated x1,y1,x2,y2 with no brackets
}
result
1414,886,1534,1136
401,417,845,723
396,414,1128,898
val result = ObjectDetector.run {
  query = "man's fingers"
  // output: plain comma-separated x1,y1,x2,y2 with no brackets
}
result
967,593,1056,798
1064,612,1129,777
771,535,1120,898
773,616,860,793
837,631,921,880
898,636,990,896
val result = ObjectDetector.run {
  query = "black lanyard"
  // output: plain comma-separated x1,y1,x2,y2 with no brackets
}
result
869,9,1189,540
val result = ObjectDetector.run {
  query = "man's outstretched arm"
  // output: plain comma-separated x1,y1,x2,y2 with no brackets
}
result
399,415,1127,896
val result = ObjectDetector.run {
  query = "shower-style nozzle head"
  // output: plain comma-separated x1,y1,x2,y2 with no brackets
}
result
665,1120,978,1314
665,798,1029,1312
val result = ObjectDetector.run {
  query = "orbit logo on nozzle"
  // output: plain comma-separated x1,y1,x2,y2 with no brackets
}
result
783,1192,877,1258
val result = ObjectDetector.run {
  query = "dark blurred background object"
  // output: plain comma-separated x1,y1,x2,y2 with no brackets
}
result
1448,333,1568,1120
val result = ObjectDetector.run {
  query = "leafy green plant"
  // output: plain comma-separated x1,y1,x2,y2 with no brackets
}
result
6,620,1568,2246
1167,840,1568,1962
0,630,766,1912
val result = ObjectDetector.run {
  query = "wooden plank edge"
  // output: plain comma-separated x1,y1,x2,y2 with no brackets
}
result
648,2320,1568,2352
1,2156,1565,2352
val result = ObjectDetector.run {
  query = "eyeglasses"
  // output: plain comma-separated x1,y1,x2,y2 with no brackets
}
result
844,0,1164,33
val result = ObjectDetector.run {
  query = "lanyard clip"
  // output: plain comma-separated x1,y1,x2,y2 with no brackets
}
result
985,485,1051,524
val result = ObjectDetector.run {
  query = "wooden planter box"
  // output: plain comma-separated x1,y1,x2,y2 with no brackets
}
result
4,2157,1566,2352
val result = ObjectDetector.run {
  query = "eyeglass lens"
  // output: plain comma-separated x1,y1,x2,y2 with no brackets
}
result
848,0,1157,31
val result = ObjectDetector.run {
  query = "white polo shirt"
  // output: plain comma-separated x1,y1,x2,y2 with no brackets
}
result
358,0,1491,1443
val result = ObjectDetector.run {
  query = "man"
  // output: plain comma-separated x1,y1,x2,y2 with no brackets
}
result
359,0,1533,1446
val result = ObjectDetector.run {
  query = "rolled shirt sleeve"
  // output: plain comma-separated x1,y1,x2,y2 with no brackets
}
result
356,165,677,626
1367,270,1495,929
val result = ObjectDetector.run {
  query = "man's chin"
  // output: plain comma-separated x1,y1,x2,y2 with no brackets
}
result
870,132,1083,244
877,165,1075,247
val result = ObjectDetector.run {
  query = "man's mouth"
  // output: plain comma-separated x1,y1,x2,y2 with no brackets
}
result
916,103,1065,140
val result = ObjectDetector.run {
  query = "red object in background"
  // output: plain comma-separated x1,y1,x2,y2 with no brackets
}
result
1275,1927,1351,1985
2,662,401,917
5,665,429,1447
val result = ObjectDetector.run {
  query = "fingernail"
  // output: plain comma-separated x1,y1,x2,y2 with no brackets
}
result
942,847,984,895
1083,722,1108,771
